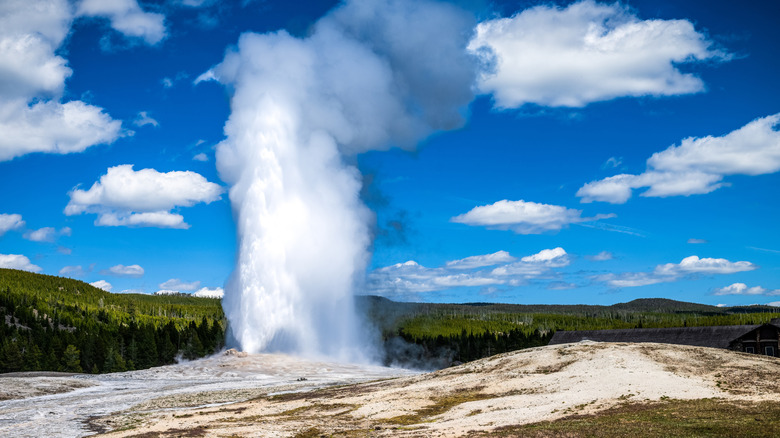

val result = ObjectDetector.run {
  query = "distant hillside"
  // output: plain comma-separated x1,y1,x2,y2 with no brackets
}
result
356,295,780,367
0,269,225,374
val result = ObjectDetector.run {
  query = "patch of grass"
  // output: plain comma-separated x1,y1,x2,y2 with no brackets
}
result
293,427,324,438
485,398,780,437
127,427,207,438
533,359,575,375
383,388,491,426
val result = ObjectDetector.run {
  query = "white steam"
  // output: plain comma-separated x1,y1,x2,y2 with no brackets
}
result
208,0,476,360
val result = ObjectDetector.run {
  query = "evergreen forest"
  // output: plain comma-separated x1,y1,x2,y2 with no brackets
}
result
0,269,225,374
357,295,780,368
2,269,779,374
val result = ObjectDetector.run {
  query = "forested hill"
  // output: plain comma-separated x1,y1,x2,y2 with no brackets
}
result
0,269,225,374
357,295,780,367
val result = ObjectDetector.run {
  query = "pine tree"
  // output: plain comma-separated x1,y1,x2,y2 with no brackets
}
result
0,339,23,373
62,345,83,373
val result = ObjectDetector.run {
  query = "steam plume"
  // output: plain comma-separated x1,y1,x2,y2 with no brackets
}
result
207,0,476,359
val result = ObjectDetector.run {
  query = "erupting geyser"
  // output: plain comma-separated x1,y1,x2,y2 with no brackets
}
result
206,0,477,360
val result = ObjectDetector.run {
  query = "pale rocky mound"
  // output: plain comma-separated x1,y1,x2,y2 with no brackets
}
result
0,375,96,401
94,342,780,437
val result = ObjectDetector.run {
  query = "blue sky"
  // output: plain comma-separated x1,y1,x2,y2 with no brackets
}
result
1,0,778,307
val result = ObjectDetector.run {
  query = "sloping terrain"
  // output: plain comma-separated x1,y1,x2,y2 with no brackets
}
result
88,342,780,437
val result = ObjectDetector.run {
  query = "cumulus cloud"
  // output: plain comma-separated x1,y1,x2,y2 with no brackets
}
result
133,111,159,127
578,114,780,203
654,255,756,276
0,214,25,236
193,153,208,162
468,0,727,108
451,199,615,234
596,255,757,288
368,248,570,298
0,254,42,272
159,278,201,292
0,100,123,161
23,226,70,243
492,247,570,276
90,279,112,291
713,283,780,296
0,0,128,158
0,0,123,162
193,287,224,298
76,0,166,45
65,164,223,228
102,263,144,277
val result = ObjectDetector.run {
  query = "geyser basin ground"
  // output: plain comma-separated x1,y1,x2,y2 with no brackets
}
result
4,342,780,437
0,351,417,438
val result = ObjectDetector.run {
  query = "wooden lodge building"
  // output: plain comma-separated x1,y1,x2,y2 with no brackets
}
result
548,318,780,357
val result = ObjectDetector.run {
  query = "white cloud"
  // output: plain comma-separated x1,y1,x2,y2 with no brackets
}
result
654,255,756,276
159,278,201,292
369,260,507,297
0,254,42,272
76,0,167,45
161,77,174,88
103,263,144,277
578,114,780,203
65,164,224,229
23,227,56,242
0,213,25,236
492,247,570,276
521,247,567,264
193,152,209,162
587,251,613,261
133,111,159,127
451,199,615,234
369,247,570,297
596,272,668,288
60,265,87,277
469,0,726,108
0,0,123,162
23,226,70,243
0,99,123,161
193,287,224,298
90,279,112,291
688,238,708,244
713,283,780,296
445,250,516,270
768,302,780,308
597,255,757,288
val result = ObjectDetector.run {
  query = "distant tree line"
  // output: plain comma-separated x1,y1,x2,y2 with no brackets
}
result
0,269,226,374
362,295,780,368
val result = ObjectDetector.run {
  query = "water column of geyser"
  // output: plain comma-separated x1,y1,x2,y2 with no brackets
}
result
209,0,477,361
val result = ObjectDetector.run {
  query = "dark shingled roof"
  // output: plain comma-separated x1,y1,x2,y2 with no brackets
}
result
548,325,763,349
